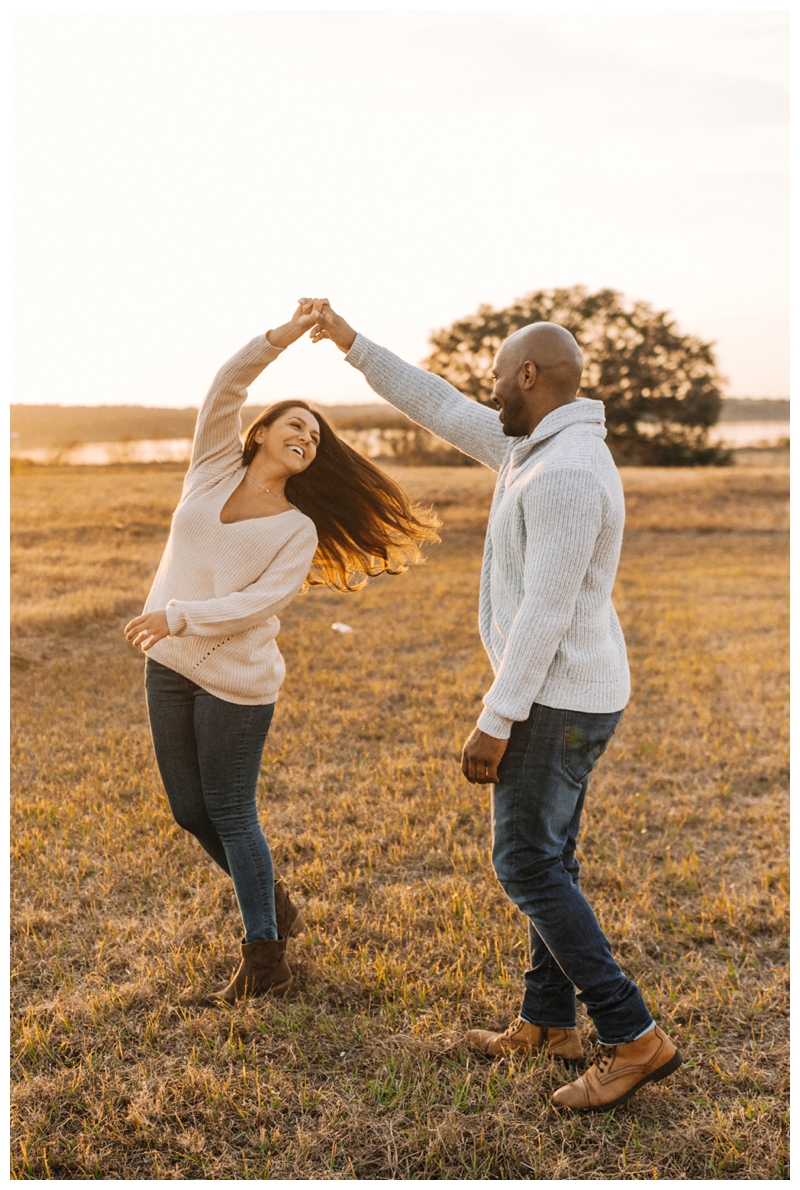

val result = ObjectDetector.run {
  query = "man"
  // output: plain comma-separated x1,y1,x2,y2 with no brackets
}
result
308,299,681,1112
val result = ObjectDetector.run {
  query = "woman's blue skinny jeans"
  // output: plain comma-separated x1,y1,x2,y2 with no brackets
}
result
145,656,278,942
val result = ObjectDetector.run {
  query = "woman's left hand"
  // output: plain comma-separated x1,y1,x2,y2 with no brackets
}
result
124,609,170,651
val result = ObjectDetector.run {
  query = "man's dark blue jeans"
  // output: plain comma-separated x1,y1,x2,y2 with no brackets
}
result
491,702,654,1047
145,657,278,943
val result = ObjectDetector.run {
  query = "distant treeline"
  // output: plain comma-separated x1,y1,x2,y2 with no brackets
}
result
10,397,789,459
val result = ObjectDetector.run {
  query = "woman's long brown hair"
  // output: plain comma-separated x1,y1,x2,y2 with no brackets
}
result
242,401,440,591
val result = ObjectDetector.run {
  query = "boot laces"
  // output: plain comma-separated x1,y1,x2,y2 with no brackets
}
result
504,1017,525,1038
595,1044,616,1074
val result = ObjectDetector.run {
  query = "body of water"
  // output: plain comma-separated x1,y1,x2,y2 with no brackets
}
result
708,422,789,448
11,422,790,465
13,438,195,465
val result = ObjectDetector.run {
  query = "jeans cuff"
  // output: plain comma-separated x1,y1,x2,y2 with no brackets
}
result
519,1010,577,1031
595,1016,655,1047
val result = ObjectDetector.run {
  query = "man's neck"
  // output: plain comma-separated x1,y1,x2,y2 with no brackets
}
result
522,394,578,437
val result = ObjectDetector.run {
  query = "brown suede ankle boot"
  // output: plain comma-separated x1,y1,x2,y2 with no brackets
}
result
551,1025,682,1111
466,1017,584,1064
204,938,293,1006
273,876,306,941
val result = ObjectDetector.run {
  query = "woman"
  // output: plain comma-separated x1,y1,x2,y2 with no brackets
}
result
124,300,437,1006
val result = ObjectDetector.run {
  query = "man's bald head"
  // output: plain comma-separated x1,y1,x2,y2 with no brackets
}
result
496,323,583,399
490,322,584,437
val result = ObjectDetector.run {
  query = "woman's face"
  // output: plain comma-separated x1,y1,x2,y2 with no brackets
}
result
253,407,321,474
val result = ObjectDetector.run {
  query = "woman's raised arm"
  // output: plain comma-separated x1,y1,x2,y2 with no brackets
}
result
188,301,317,479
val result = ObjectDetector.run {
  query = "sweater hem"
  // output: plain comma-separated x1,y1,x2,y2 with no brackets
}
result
147,641,284,706
482,680,630,726
534,688,630,715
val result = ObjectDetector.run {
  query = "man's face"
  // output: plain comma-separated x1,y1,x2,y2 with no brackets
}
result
490,350,529,437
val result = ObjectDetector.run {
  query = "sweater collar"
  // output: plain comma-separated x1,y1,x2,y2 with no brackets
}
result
508,397,606,459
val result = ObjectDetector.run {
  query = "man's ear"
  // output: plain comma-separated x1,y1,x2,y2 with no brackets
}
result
519,361,537,390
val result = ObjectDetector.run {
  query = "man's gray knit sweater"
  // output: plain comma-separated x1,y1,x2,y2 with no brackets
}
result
345,335,630,739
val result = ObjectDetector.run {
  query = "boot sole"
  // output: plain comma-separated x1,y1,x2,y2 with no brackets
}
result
553,1049,683,1112
286,910,306,939
468,1042,585,1067
199,974,294,1007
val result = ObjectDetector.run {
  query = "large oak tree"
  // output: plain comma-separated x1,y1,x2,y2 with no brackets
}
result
424,286,728,465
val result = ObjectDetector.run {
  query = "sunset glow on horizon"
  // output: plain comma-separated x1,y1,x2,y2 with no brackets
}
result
11,9,789,409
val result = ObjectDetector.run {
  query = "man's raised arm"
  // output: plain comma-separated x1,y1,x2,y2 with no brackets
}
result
309,301,507,472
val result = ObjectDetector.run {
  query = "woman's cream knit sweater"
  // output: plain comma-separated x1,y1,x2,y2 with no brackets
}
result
143,335,318,705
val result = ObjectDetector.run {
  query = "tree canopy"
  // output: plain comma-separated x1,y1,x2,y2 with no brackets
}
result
424,286,729,465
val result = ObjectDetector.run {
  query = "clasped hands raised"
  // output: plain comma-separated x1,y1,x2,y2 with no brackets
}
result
260,298,357,353
298,299,358,354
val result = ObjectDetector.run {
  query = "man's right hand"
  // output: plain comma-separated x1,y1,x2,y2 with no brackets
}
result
309,300,358,354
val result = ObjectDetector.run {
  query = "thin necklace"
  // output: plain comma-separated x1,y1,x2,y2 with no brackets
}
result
247,472,285,499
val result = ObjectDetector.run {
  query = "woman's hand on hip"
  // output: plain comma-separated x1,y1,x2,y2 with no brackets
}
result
124,609,170,652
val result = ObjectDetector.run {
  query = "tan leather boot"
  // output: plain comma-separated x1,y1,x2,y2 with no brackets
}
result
274,876,306,941
466,1017,584,1064
204,938,293,1006
551,1025,682,1111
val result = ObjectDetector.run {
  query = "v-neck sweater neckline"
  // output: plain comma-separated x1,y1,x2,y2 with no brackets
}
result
217,469,297,526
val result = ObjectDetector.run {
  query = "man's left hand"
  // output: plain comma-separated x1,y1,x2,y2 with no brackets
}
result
460,726,508,785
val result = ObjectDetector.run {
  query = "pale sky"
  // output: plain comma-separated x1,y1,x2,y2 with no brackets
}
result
11,8,789,409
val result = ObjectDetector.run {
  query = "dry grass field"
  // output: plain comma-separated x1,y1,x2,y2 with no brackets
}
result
11,462,789,1179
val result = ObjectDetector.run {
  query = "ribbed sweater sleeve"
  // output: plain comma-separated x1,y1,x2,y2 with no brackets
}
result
188,334,285,482
344,335,508,471
164,525,318,638
477,468,605,739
